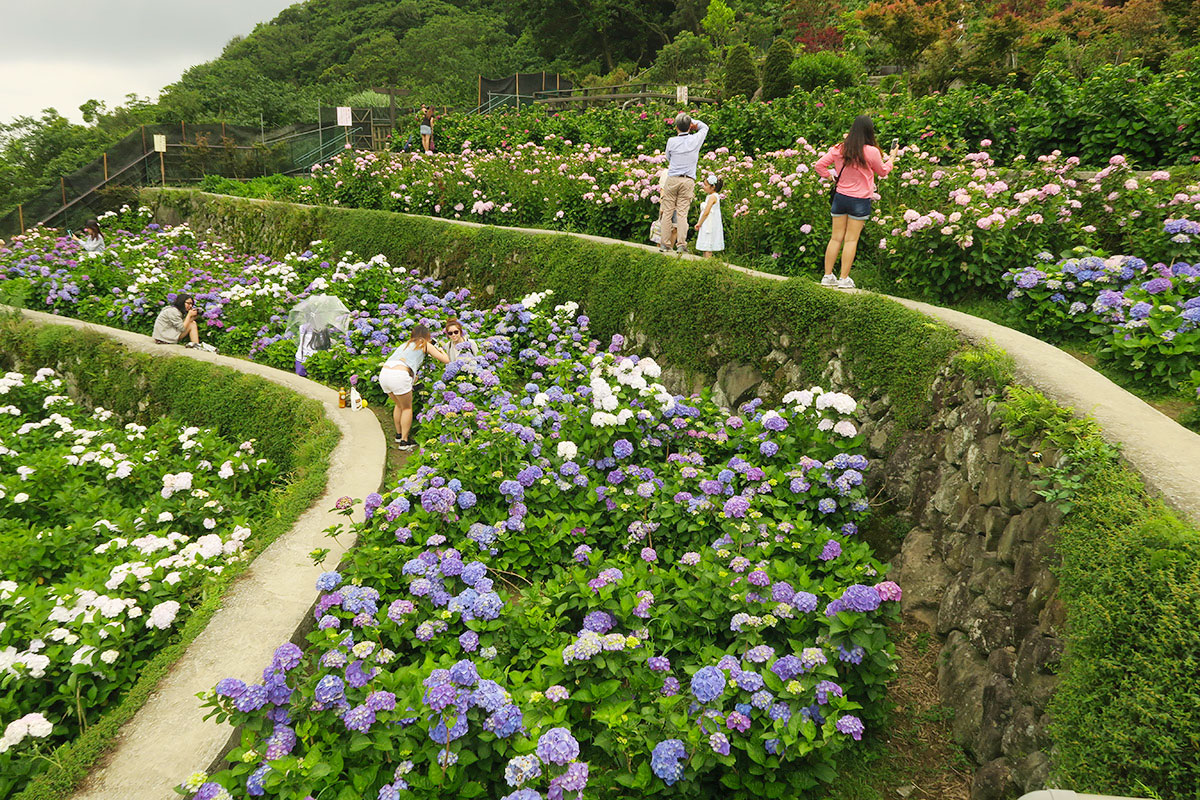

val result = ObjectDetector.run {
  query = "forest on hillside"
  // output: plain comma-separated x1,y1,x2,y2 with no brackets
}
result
2,0,1198,220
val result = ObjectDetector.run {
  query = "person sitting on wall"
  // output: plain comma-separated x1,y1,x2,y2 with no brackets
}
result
152,293,214,351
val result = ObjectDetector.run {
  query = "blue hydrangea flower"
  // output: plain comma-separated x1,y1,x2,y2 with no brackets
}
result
650,739,687,785
691,666,726,703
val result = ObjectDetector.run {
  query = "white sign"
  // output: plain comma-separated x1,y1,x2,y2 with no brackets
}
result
153,134,167,153
336,106,352,127
676,85,689,105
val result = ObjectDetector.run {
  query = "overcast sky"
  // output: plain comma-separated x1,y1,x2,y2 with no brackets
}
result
0,1,296,126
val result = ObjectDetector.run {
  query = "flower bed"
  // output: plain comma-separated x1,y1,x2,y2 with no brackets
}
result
208,142,1200,303
0,368,277,798
185,289,901,800
1002,220,1200,398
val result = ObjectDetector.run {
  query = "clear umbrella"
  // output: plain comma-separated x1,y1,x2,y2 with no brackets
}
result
285,294,351,336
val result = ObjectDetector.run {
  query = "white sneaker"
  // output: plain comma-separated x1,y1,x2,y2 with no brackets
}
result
836,276,856,289
820,273,838,286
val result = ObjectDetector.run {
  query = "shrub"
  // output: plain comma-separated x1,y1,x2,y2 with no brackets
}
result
723,43,759,99
761,38,795,101
999,386,1200,796
791,51,864,92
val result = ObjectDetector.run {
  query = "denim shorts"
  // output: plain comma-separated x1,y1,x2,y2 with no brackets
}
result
830,192,873,220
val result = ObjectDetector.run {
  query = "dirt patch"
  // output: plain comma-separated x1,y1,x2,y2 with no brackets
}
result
881,616,974,799
834,614,974,800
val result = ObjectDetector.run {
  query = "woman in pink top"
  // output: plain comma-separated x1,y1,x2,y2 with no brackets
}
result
813,115,897,289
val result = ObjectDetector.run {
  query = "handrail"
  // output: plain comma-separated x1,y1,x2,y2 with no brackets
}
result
1019,791,1151,800
290,136,356,174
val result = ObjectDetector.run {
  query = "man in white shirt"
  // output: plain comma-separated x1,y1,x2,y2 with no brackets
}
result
657,112,709,253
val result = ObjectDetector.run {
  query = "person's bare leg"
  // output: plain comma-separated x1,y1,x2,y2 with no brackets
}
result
840,217,867,279
389,393,403,437
181,319,199,344
703,251,712,258
397,392,414,441
824,215,848,277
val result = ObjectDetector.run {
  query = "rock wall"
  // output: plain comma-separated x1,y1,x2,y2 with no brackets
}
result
653,352,1064,800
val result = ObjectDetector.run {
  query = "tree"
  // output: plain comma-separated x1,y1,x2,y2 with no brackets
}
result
702,0,736,46
761,37,795,99
641,30,717,84
858,0,949,68
783,0,846,51
723,42,759,97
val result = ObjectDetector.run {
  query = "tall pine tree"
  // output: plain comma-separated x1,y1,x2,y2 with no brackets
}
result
761,38,795,100
723,43,759,99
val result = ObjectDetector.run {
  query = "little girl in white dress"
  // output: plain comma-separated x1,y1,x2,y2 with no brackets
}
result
694,174,725,257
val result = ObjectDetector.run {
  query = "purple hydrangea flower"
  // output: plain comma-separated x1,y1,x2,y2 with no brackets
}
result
583,611,614,633
723,496,750,518
841,584,883,612
820,540,842,561
836,714,865,740
536,727,580,765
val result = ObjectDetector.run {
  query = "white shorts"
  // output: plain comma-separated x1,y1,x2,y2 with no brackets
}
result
378,366,414,396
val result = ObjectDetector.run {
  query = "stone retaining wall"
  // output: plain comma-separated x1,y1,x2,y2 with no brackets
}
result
650,346,1064,800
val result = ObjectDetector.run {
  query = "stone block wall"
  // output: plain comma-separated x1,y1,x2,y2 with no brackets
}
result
651,351,1064,800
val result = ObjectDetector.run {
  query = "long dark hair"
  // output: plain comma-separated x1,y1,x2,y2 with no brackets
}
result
842,116,878,169
171,293,193,314
407,324,432,346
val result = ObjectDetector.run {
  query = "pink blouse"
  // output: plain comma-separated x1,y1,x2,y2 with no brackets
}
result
813,144,891,199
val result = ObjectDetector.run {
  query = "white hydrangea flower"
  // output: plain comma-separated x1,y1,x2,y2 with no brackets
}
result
146,601,181,630
834,420,858,437
557,441,578,459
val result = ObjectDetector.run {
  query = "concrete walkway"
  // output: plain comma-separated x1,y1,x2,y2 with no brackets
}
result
11,309,387,800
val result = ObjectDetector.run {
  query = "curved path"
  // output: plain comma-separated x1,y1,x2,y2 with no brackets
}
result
332,208,1200,527
10,308,387,800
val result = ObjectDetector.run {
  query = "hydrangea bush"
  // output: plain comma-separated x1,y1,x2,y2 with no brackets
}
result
253,143,1200,299
0,369,276,798
182,287,902,799
1002,219,1200,391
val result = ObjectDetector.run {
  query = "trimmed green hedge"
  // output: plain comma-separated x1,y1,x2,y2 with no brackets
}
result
0,315,340,800
1000,387,1200,796
147,188,962,430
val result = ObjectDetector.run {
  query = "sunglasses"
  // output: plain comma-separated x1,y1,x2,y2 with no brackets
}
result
446,329,462,336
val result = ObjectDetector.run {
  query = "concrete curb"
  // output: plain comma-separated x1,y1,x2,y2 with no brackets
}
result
9,309,387,800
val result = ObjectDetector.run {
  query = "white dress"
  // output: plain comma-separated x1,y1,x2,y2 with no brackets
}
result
695,195,725,252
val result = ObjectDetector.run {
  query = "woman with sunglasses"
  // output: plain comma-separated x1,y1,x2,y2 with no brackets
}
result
443,318,479,362
378,324,449,450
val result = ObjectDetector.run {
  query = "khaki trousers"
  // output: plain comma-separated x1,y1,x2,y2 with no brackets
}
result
658,175,696,248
